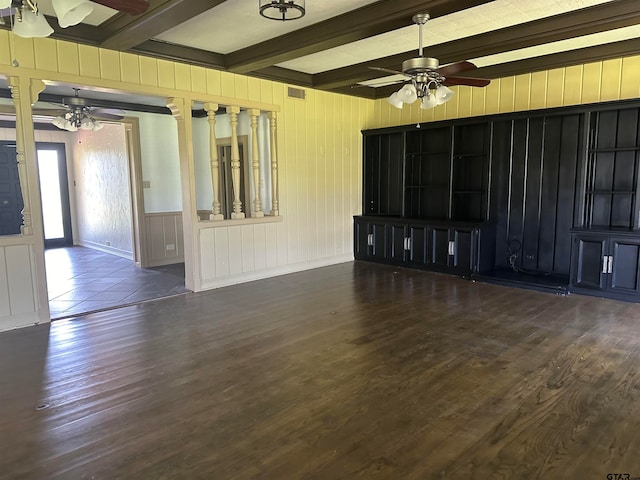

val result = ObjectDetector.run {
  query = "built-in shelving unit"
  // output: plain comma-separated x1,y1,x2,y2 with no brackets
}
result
356,100,640,302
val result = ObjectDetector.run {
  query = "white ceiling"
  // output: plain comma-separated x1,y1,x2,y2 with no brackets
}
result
155,0,381,54
278,0,616,74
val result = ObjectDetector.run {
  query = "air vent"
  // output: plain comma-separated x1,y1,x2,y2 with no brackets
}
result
288,87,306,100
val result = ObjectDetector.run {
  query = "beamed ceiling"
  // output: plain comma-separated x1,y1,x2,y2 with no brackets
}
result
2,0,640,100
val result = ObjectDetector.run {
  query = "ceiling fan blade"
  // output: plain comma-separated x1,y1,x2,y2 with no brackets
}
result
442,76,491,87
92,108,125,117
437,61,477,77
369,66,407,76
92,112,125,121
91,0,150,15
32,109,67,116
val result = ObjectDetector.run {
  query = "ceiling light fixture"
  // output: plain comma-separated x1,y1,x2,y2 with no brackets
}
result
52,106,103,132
0,0,93,38
387,14,455,110
259,0,305,21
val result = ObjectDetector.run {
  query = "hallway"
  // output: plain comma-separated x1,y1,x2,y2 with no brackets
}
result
46,246,189,319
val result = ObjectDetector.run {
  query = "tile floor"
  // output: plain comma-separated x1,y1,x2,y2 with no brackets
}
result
46,246,189,319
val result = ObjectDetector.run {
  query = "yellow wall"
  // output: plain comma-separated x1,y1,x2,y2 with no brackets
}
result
369,55,640,129
0,33,373,330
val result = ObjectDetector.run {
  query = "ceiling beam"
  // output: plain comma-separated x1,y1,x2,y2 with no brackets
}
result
225,0,493,74
313,0,640,91
100,0,228,51
250,67,314,87
131,40,226,69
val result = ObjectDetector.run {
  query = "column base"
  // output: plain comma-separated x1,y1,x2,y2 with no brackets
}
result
270,210,279,217
231,212,245,219
251,211,265,218
209,214,224,221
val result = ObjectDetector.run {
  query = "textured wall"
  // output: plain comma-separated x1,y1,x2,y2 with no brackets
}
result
123,111,182,213
72,123,133,257
370,56,640,129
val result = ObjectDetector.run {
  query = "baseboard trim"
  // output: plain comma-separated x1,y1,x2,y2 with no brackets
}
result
199,255,353,291
78,241,134,260
0,310,48,332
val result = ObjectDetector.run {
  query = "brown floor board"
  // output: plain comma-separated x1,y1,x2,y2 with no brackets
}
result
2,261,640,479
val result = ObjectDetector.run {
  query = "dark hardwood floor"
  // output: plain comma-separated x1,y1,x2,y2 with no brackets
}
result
1,261,640,479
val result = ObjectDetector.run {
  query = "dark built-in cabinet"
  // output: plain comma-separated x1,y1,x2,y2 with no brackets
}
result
355,101,640,302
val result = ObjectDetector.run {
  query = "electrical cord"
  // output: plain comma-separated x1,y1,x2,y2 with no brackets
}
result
507,238,552,276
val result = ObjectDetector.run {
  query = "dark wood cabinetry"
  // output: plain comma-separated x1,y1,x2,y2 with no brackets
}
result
354,216,494,276
357,100,640,301
571,229,640,300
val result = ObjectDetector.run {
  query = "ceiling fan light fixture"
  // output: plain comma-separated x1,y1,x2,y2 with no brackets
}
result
399,83,418,104
53,0,94,28
13,5,54,38
421,94,438,110
435,85,454,105
0,0,12,9
387,92,403,109
259,0,305,21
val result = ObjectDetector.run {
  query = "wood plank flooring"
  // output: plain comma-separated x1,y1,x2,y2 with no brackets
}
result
2,261,640,479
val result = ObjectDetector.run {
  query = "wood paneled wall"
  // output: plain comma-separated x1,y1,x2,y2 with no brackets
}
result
490,114,584,275
144,212,184,267
370,56,640,129
0,241,40,330
0,34,372,329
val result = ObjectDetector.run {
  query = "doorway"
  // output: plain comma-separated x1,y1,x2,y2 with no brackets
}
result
37,143,73,248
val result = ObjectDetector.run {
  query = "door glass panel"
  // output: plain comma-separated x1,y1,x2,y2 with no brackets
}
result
37,149,65,240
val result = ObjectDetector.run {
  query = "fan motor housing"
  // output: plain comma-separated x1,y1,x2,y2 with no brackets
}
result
402,57,440,75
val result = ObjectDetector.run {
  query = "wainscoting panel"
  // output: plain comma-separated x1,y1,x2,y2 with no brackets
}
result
144,212,184,267
0,242,41,329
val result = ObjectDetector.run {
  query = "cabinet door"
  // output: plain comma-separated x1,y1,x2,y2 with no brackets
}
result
387,224,407,264
571,235,607,290
354,218,370,259
371,222,387,260
408,225,429,267
608,237,640,295
431,227,451,268
451,227,476,274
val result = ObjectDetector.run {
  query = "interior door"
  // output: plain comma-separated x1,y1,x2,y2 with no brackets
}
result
36,143,73,248
0,142,23,236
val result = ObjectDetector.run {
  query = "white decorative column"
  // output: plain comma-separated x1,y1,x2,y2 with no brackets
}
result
226,105,245,219
204,102,224,221
8,76,35,235
248,109,264,218
268,111,279,216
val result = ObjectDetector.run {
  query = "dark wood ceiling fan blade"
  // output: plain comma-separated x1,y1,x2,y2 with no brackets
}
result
32,109,67,117
437,61,477,77
442,76,491,87
369,66,407,76
92,108,125,117
91,0,150,15
92,112,125,120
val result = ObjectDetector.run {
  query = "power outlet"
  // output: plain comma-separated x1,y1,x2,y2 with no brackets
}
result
166,244,175,251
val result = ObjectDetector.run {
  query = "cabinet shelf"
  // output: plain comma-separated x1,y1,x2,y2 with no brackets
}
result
405,185,448,189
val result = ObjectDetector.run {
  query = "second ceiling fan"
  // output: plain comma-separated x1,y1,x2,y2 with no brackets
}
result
369,13,490,109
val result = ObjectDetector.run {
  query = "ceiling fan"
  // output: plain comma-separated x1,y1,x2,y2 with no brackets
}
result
369,13,490,109
0,0,149,38
35,88,125,132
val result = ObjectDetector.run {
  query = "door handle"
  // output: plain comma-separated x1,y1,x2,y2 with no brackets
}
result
602,255,608,274
367,233,373,246
607,255,613,274
448,240,455,256
404,237,411,251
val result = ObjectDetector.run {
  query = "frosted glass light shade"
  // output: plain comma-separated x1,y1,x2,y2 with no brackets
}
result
13,7,54,38
0,0,12,10
387,92,403,109
53,0,93,28
435,85,454,105
399,84,418,104
421,94,438,109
